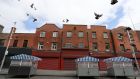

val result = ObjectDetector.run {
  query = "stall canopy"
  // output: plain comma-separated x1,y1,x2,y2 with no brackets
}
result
104,56,132,62
76,56,99,62
10,54,41,61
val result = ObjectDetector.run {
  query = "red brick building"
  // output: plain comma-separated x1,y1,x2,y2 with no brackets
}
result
1,23,140,70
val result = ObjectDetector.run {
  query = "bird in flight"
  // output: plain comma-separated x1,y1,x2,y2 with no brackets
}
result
63,19,69,23
33,18,37,22
94,12,103,19
111,0,118,5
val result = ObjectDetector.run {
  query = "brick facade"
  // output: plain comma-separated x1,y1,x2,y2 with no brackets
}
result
1,23,140,70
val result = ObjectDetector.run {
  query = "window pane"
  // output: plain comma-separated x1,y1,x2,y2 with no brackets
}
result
92,32,96,38
78,42,84,48
67,32,72,37
105,43,110,51
103,32,108,38
117,33,123,40
131,45,137,52
120,44,125,52
13,40,18,47
92,43,98,51
38,42,44,50
65,43,72,48
51,42,57,50
0,39,5,46
23,40,28,47
40,32,46,37
53,32,58,37
78,32,84,37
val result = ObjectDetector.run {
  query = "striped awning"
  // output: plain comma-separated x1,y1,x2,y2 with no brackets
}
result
104,56,132,62
10,54,42,61
76,56,99,62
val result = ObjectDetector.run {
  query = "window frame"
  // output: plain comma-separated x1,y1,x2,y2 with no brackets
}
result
52,31,58,37
78,31,84,38
40,32,46,37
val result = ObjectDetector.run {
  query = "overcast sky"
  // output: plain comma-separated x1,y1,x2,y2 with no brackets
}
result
0,0,140,33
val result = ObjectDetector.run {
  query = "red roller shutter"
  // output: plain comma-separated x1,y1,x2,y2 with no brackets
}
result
64,58,76,70
99,59,107,71
38,58,60,70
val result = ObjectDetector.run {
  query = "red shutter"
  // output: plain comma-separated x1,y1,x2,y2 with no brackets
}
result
99,59,107,71
38,58,60,70
63,58,76,70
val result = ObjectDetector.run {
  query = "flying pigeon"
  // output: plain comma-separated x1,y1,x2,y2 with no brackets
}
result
26,13,29,16
94,12,103,19
30,3,34,8
18,0,20,1
63,19,69,23
111,0,118,5
33,18,37,22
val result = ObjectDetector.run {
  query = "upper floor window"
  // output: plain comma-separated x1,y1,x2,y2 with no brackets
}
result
13,40,18,47
52,32,58,37
51,42,57,50
131,44,137,52
103,32,108,38
0,39,5,46
92,32,96,38
105,43,110,51
64,43,72,48
67,32,72,37
120,44,125,52
38,42,44,50
78,42,84,48
92,42,98,51
23,40,28,47
78,32,84,37
117,33,123,40
40,32,46,37
129,33,134,41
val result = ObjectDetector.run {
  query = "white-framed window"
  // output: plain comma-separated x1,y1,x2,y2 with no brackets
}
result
92,32,96,38
51,42,57,50
78,32,84,37
67,32,72,37
40,32,46,37
78,42,84,48
103,32,108,38
64,43,72,48
52,32,58,37
131,44,137,52
105,43,110,51
38,42,44,50
117,33,123,40
92,42,98,51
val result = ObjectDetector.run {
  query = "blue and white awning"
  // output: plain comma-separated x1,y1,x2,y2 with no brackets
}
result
104,56,132,62
76,56,99,62
10,54,42,61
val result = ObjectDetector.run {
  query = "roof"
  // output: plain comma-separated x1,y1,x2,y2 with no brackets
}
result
10,54,42,61
104,56,132,62
76,56,99,62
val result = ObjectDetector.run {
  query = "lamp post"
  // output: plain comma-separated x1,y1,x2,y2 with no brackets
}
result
0,27,16,71
125,27,140,73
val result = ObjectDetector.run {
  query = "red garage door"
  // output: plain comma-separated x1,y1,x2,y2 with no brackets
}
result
64,58,76,70
38,58,60,70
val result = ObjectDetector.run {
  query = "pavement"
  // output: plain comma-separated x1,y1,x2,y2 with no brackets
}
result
0,69,140,79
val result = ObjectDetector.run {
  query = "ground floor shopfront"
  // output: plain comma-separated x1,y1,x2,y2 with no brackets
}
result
32,49,140,71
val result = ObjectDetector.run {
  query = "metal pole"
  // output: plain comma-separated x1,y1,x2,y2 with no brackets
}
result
0,27,15,71
126,29,140,73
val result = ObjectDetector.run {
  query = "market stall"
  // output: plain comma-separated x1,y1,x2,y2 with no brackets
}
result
76,56,99,77
8,54,41,76
104,56,134,77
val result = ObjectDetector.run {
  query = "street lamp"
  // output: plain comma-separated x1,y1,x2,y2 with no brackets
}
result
125,27,140,74
0,27,16,71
